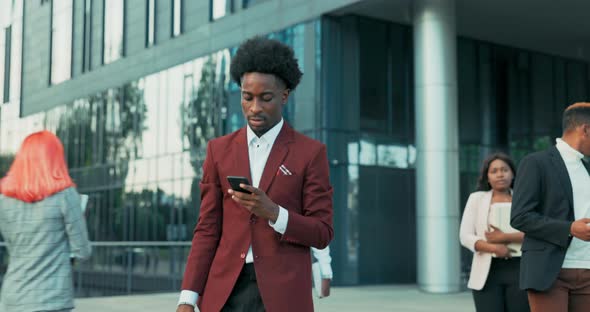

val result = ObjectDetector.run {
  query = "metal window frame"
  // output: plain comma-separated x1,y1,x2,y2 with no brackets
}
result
70,1,75,78
48,0,53,85
3,25,11,103
210,0,234,22
82,0,93,72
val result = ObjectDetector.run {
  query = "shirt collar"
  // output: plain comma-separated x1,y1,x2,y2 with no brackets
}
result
247,118,284,147
555,138,584,162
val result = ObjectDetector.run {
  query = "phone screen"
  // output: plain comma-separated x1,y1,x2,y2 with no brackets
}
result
227,176,252,194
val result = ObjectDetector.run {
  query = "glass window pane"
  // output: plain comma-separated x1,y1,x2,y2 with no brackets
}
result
359,19,388,132
7,0,22,105
0,3,8,100
2,26,11,103
104,0,125,64
147,0,155,46
211,0,229,21
82,0,92,72
172,0,182,36
50,0,73,84
566,61,588,104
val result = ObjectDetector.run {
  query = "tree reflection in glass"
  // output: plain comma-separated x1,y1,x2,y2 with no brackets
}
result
180,52,229,235
53,82,147,241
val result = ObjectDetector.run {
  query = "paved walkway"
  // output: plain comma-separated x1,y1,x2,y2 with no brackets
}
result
74,285,475,312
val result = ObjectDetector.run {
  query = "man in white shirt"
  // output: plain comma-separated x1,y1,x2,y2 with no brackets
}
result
177,37,333,312
511,102,590,312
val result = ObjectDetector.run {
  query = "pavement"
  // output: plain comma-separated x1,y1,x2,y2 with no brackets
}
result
74,285,475,312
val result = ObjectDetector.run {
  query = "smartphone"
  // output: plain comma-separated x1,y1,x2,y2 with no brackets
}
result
227,176,252,194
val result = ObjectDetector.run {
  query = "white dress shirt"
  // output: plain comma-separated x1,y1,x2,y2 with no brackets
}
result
178,119,289,307
555,138,590,269
311,246,333,279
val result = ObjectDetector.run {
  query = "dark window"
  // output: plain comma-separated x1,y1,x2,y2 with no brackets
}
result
3,26,11,103
243,0,269,8
359,19,389,132
82,0,92,72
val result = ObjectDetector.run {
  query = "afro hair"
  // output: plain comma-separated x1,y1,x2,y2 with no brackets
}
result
230,36,303,90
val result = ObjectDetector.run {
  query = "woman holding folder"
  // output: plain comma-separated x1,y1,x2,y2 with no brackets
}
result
460,152,529,312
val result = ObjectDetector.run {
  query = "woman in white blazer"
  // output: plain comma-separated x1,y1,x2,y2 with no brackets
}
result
460,153,529,312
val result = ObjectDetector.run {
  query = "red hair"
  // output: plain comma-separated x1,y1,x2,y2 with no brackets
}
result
1,130,75,202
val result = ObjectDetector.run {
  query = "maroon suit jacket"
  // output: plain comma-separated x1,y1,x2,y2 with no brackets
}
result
181,123,334,312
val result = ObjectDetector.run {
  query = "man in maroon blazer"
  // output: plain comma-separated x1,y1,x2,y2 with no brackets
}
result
176,37,334,312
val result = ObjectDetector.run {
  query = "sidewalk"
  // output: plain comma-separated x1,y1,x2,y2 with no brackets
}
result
74,285,475,312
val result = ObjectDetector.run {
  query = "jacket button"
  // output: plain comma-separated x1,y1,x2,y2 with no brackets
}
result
240,253,246,259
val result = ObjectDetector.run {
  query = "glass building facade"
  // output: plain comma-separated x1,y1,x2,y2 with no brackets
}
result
0,12,588,296
0,19,320,296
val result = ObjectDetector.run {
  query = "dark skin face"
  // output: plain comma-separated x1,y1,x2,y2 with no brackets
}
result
487,159,513,194
240,72,290,137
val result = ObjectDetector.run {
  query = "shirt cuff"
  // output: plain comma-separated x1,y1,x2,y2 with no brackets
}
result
269,206,288,234
320,262,333,279
178,290,199,306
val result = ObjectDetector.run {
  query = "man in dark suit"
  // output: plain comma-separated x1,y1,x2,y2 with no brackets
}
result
176,37,334,312
511,102,590,312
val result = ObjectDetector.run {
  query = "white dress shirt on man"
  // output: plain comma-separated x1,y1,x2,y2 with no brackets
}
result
555,138,590,269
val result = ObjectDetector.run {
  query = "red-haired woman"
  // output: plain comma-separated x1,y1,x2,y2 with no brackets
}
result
0,130,91,312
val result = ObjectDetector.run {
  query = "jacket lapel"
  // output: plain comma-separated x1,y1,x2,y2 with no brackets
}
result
258,123,293,194
233,128,253,184
548,146,574,209
480,190,493,232
583,158,590,176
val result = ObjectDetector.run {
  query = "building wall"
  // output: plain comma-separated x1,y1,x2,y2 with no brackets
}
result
19,0,362,116
320,14,589,286
0,15,324,295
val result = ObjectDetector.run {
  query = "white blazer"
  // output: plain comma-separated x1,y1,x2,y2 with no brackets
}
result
459,190,497,290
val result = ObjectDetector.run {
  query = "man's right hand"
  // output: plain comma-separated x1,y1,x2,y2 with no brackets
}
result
177,304,197,312
493,244,513,258
571,218,590,241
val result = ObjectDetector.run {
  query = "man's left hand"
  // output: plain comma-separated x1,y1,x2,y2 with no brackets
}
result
321,279,331,298
229,184,279,222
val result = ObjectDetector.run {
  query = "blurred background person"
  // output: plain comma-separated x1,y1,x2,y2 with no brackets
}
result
311,246,333,298
0,130,92,312
460,153,529,312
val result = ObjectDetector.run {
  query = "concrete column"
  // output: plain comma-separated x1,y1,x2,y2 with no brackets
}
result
413,0,461,293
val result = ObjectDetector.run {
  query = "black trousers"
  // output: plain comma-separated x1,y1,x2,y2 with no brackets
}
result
221,263,265,312
472,257,530,312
